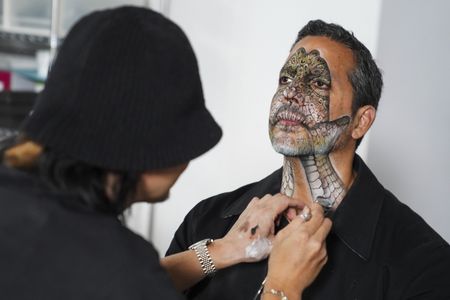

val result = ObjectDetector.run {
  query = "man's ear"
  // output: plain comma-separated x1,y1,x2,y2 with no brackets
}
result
351,105,376,140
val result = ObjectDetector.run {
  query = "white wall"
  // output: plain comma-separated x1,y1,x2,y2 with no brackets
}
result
127,0,383,254
368,0,450,242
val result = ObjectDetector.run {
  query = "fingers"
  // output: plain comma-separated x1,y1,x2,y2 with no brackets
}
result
224,193,306,264
314,217,332,241
298,206,311,222
267,214,331,293
297,202,325,235
245,194,303,225
233,193,298,239
281,204,331,241
285,207,297,222
259,193,304,217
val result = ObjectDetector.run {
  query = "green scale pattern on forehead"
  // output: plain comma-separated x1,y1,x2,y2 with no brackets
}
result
282,48,331,84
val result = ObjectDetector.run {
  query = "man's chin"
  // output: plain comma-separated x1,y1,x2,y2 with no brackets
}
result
271,140,314,157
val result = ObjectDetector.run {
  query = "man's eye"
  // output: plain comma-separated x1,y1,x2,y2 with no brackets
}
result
312,80,330,90
279,76,292,85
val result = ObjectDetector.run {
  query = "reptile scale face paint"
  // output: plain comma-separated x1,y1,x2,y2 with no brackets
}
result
269,38,355,212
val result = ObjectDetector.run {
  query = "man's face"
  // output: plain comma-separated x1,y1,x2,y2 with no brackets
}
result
269,36,355,156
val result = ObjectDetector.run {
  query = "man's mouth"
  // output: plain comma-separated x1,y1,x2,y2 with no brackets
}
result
274,109,306,127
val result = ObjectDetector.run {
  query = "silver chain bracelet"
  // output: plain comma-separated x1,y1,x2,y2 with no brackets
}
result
253,278,289,300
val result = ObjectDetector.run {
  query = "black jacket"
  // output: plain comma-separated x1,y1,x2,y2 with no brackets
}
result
167,156,450,300
0,165,183,300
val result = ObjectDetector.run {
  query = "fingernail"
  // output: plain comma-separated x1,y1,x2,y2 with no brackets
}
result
302,206,310,214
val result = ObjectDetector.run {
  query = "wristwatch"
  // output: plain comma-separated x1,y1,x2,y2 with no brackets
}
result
188,238,217,276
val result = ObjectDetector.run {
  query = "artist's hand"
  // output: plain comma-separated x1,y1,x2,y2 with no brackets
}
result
209,193,302,268
264,203,332,299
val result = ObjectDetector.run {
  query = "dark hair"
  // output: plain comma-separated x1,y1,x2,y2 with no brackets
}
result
294,20,383,147
38,148,140,214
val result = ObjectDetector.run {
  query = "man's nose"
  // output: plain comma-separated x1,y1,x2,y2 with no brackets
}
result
283,86,297,99
282,85,303,104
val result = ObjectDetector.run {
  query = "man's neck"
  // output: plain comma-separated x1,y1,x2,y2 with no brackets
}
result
280,150,355,212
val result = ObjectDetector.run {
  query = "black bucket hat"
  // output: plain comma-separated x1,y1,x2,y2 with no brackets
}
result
24,6,222,172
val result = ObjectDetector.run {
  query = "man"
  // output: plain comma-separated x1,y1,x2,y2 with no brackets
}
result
167,20,450,299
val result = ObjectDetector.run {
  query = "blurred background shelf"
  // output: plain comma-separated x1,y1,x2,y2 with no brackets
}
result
0,0,151,93
12,68,45,84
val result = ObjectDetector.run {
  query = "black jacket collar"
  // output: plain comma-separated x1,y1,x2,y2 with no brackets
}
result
331,157,385,260
221,168,282,218
221,155,385,261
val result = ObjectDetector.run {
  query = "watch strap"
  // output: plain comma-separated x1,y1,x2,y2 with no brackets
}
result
189,238,216,276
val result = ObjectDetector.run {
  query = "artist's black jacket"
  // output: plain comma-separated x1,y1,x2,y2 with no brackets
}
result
0,165,183,300
167,155,450,300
